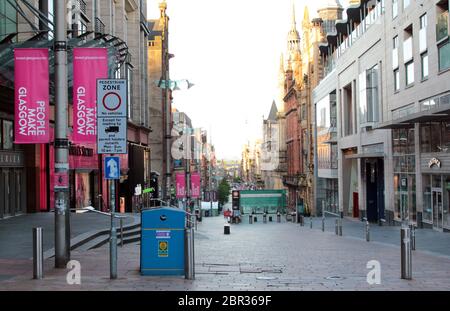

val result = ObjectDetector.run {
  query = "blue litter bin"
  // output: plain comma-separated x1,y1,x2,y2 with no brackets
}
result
140,207,185,276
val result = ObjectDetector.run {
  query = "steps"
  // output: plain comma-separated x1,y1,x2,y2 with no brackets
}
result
43,217,141,259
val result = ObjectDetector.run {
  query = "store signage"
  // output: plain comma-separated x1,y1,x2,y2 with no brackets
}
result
73,48,108,143
428,157,441,168
14,48,50,144
97,79,128,154
69,146,94,157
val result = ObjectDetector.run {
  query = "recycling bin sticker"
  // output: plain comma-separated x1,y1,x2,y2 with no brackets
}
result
158,240,169,257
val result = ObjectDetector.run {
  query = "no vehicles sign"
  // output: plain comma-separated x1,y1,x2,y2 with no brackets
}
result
97,79,127,154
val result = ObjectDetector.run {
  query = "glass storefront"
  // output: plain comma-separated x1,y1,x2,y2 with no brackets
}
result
422,174,450,230
392,128,416,222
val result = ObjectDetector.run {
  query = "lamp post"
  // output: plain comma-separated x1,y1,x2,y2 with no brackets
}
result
156,77,194,205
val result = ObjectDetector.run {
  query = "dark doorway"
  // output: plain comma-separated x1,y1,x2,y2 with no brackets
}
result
365,158,385,222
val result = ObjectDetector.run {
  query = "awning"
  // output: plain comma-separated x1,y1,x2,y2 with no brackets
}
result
345,152,384,159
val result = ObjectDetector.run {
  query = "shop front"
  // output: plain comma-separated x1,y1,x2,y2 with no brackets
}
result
420,156,450,232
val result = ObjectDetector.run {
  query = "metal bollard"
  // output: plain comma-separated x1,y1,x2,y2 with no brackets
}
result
335,219,339,235
322,216,325,232
310,217,313,229
277,212,281,223
401,224,412,280
338,218,342,236
410,224,416,251
263,213,267,223
120,218,124,247
33,227,44,279
185,226,195,280
249,214,253,224
365,220,370,242
293,212,297,224
110,227,118,279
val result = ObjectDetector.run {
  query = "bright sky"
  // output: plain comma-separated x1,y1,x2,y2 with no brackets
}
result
147,0,348,160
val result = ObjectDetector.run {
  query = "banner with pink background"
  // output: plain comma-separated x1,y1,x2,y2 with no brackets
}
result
190,172,201,198
72,48,108,143
14,48,50,144
176,173,186,199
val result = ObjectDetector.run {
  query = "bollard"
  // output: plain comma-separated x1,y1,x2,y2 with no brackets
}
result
338,218,342,236
249,214,253,224
277,212,281,223
366,220,370,242
310,217,313,229
110,227,118,279
185,225,195,280
263,213,267,223
410,224,416,251
120,218,124,247
269,216,273,222
254,216,257,222
293,212,297,224
224,223,230,235
322,216,325,232
335,219,339,235
401,224,412,280
33,227,44,279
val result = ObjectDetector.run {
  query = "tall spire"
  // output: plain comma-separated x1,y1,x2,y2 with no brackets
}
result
291,1,297,30
287,1,300,53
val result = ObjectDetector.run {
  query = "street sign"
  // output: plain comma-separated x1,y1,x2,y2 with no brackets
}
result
105,156,120,180
97,79,127,154
97,117,127,154
97,80,127,117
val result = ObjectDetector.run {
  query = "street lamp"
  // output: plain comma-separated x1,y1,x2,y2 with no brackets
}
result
156,76,194,204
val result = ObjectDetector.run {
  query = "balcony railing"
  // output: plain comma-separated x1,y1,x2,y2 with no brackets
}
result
78,0,87,16
420,91,450,112
325,1,385,76
95,17,105,34
436,11,449,42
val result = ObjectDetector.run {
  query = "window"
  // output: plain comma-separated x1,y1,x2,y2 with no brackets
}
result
436,0,449,42
393,36,399,69
2,120,13,150
0,1,18,42
419,14,428,53
420,122,450,153
439,41,450,72
405,61,414,86
359,65,380,126
403,0,410,10
421,53,429,79
394,69,400,91
392,0,398,19
403,29,413,63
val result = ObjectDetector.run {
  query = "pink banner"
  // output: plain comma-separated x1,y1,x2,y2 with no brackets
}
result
14,49,50,144
72,48,108,143
176,173,186,198
190,172,201,198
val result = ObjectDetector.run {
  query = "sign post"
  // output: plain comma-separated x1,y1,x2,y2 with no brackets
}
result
97,79,127,280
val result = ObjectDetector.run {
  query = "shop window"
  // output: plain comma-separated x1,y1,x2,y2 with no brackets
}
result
420,122,450,152
423,175,432,223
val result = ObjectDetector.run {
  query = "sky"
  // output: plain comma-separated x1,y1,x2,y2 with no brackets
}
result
147,0,349,160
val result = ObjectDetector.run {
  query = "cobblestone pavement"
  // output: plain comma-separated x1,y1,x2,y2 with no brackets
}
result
1,214,450,290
